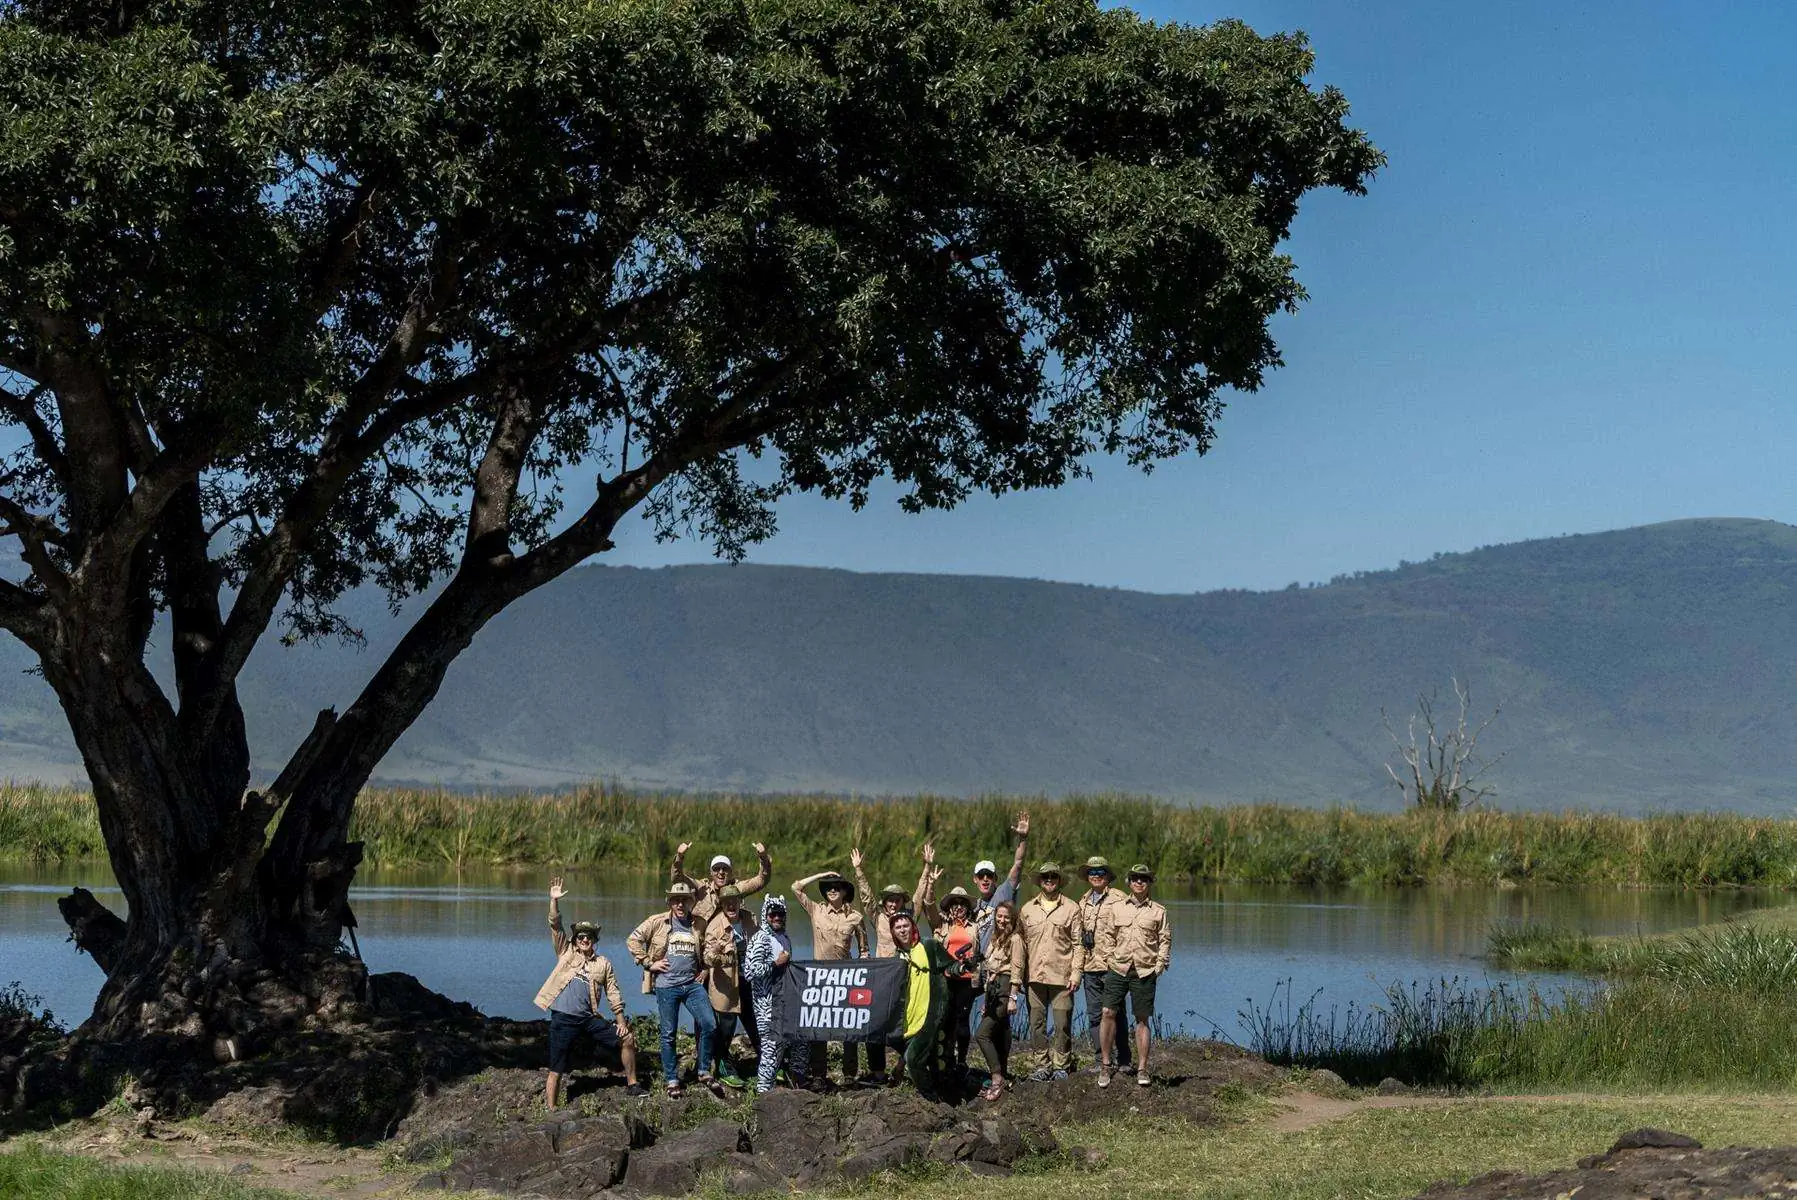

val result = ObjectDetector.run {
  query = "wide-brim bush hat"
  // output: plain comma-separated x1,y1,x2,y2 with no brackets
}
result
817,872,856,902
1084,856,1113,877
1126,863,1155,882
879,883,910,902
938,885,974,916
718,884,743,902
1036,861,1063,880
667,881,698,900
571,920,600,939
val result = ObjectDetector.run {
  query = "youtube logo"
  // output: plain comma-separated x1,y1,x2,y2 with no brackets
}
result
847,987,873,1007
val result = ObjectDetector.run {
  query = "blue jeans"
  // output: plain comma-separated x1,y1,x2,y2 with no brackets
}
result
655,981,716,1083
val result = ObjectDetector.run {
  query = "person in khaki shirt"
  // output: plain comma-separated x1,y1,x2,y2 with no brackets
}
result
536,876,643,1106
975,900,1026,1100
1078,855,1133,1071
1018,861,1085,1079
626,880,717,1095
852,842,942,1083
670,841,773,923
701,884,760,1088
792,869,870,1082
1094,864,1172,1090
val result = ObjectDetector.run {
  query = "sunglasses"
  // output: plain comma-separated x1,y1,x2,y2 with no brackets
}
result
1127,875,1151,883
574,933,596,942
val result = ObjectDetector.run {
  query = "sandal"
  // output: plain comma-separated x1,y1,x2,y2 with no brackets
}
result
979,1082,1004,1101
665,1081,684,1099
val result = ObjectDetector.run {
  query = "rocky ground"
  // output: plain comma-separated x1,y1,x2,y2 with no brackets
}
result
388,1038,1278,1197
1411,1127,1797,1200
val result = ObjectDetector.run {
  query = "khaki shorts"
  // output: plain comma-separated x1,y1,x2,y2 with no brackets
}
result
1099,968,1157,1020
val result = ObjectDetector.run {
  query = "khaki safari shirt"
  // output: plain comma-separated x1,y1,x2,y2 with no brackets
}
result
534,915,627,1016
794,891,867,959
983,929,1026,993
701,908,760,1014
854,862,934,958
1093,893,1172,977
671,849,773,923
1078,886,1128,970
625,910,710,994
1018,892,1086,989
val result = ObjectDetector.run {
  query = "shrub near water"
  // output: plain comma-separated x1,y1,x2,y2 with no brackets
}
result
10,782,1797,886
1256,922,1797,1089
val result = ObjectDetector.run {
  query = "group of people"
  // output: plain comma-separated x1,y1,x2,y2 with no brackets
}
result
533,812,1173,1106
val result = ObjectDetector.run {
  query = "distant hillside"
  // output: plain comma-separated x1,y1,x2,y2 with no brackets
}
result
3,518,1796,811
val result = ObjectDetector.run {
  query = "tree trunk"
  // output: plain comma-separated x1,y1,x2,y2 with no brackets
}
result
44,630,366,1049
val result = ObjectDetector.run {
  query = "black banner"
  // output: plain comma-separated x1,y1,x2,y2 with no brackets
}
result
776,958,906,1043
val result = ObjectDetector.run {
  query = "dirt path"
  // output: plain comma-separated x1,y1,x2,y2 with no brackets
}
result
1267,1089,1653,1133
39,1124,401,1197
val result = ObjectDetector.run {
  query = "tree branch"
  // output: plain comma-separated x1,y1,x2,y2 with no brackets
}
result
0,382,70,484
0,577,50,647
0,493,71,604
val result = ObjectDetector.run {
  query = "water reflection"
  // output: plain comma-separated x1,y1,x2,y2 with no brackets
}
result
4,863,1789,1037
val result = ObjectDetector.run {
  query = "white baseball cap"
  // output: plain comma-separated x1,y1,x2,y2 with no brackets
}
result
973,859,998,876
709,854,733,869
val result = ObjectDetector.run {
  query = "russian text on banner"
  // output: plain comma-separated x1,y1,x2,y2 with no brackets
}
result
777,959,906,1043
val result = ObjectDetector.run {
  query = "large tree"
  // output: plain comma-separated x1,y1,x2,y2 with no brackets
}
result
0,0,1378,1042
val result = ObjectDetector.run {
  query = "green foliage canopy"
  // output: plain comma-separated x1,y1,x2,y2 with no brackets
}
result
0,0,1379,649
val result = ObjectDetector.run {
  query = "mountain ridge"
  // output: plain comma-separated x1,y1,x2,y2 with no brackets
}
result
1,517,1794,811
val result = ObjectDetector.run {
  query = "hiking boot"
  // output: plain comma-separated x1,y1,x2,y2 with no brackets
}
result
1050,1068,1069,1082
623,1083,648,1098
1026,1067,1055,1083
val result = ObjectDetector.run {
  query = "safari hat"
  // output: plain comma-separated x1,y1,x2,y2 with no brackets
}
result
1035,860,1063,880
938,885,975,916
570,920,600,940
718,884,744,902
666,881,698,900
879,883,910,902
1083,856,1114,877
816,872,857,902
1126,863,1155,882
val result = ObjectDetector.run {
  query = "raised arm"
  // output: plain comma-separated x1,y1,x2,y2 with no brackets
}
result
548,876,569,955
910,842,935,914
921,864,944,911
1004,811,1030,891
737,842,773,896
851,848,873,919
790,871,833,915
669,842,698,890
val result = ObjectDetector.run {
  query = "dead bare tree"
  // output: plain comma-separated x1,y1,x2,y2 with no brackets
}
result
1382,678,1503,811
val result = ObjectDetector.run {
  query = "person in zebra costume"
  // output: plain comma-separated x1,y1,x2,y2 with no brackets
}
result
742,893,806,1093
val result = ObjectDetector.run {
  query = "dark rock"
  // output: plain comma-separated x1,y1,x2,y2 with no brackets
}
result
1307,1068,1349,1093
410,1172,449,1191
837,1134,929,1180
1410,1144,1797,1199
973,1117,1025,1164
1609,1127,1702,1153
720,1152,785,1194
1376,1077,1411,1096
965,1159,1011,1177
623,1119,747,1195
439,1114,640,1196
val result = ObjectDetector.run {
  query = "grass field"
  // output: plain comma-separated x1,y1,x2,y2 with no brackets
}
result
10,1093,1797,1200
8,780,1797,887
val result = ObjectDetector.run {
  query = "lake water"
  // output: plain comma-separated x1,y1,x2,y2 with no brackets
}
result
4,863,1786,1039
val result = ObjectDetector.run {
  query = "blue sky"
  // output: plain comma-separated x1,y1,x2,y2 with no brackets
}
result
606,0,1797,594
